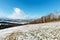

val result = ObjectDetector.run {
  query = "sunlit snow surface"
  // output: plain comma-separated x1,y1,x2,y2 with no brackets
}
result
0,22,60,40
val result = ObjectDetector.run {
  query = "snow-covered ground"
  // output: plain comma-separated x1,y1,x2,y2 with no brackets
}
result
0,22,60,40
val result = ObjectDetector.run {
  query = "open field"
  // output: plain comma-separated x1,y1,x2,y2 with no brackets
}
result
0,22,60,40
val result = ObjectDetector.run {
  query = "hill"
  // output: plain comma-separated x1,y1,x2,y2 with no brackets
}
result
0,22,60,40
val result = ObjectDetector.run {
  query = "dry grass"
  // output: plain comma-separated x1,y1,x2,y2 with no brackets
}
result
4,27,60,40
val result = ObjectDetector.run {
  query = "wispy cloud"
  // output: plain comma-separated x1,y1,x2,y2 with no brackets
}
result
8,8,29,19
0,8,40,19
8,8,40,19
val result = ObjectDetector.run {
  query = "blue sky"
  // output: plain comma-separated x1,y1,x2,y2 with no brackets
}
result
0,0,60,19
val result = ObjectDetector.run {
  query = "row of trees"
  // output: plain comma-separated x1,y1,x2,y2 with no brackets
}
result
29,13,60,24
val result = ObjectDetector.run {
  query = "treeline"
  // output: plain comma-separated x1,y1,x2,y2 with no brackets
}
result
28,13,60,24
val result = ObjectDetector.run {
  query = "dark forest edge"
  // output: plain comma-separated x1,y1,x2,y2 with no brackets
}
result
0,22,27,29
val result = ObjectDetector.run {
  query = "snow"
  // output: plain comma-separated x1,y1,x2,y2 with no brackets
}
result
0,22,60,40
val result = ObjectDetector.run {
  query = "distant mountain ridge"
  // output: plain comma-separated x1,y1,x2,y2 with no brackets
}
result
0,18,34,23
0,17,35,29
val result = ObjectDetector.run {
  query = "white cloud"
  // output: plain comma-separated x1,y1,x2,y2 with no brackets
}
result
0,8,40,19
8,8,40,19
8,8,29,19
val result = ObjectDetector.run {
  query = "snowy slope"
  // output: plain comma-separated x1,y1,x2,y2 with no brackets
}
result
0,22,60,40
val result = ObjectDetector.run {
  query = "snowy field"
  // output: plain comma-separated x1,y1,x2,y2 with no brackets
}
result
0,22,60,40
